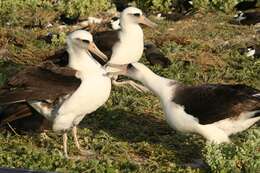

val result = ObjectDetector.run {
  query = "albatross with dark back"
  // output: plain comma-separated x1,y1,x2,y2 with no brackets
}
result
0,30,112,158
123,62,260,143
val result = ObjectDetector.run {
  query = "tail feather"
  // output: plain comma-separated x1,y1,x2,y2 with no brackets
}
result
0,103,50,132
0,103,33,126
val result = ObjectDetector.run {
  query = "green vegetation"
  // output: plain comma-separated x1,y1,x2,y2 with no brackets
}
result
0,0,111,26
203,129,260,172
137,0,246,13
0,0,259,172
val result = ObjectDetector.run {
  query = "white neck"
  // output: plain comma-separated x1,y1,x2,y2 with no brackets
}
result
109,23,144,65
121,21,142,32
67,48,102,75
127,64,176,100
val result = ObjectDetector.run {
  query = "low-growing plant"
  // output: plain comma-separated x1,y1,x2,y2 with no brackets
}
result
51,32,67,48
136,0,173,13
193,0,246,12
203,128,260,172
0,0,111,26
57,0,111,18
0,0,54,26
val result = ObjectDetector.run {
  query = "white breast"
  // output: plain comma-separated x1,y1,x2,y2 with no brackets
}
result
163,101,199,132
109,26,144,65
52,74,111,131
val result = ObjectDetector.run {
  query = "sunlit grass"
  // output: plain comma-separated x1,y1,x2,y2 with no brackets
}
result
0,4,259,172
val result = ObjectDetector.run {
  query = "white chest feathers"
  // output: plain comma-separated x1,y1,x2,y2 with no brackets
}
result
109,26,144,64
163,101,199,133
52,75,111,131
58,75,111,116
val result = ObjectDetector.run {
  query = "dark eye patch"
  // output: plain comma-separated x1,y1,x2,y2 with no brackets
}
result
111,16,119,21
133,13,141,17
82,39,90,44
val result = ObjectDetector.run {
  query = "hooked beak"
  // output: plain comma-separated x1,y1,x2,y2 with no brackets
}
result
138,16,157,28
87,42,108,61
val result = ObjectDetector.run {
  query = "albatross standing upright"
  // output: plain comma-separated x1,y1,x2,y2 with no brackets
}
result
0,30,111,158
94,7,157,91
124,63,260,143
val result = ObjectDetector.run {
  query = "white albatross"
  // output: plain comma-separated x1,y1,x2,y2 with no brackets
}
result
123,62,260,143
0,30,112,158
95,7,157,91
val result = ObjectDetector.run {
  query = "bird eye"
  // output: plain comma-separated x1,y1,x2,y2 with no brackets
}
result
82,39,90,44
133,13,141,17
127,64,134,69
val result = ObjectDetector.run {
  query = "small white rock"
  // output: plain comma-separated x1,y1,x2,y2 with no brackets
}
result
88,17,102,24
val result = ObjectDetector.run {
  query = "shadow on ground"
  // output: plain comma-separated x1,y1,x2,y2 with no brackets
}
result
80,107,205,164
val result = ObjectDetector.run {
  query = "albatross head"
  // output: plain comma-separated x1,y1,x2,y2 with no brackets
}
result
67,30,108,61
120,7,157,28
125,62,151,78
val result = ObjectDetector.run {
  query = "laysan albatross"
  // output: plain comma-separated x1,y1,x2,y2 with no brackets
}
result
232,11,260,25
238,45,260,59
0,30,112,158
122,62,260,143
94,7,157,91
45,7,157,91
108,18,172,68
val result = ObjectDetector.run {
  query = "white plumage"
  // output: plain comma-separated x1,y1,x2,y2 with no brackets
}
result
108,7,145,65
125,62,260,144
29,30,111,158
105,7,156,92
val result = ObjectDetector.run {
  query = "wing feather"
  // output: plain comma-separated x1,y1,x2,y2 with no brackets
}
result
0,62,81,105
172,84,260,124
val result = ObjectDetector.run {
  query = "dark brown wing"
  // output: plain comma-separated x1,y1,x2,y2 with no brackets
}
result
44,48,69,67
172,84,260,124
0,103,50,132
0,103,33,126
93,30,120,58
0,62,81,105
144,44,171,68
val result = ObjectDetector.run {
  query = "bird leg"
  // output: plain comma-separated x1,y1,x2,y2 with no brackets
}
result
112,79,150,92
63,132,69,158
72,126,94,156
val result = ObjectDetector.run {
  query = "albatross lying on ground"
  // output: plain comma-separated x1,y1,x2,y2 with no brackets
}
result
122,62,260,143
232,11,260,25
0,30,112,158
